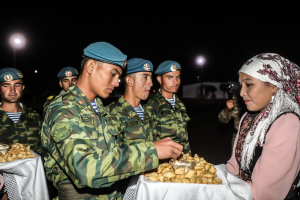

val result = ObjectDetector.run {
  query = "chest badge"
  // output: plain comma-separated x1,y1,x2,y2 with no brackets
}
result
79,100,84,105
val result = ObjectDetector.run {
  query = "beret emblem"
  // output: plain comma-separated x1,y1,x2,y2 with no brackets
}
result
17,73,23,78
144,63,151,71
75,70,79,75
4,74,13,82
170,65,178,72
65,71,72,77
123,60,127,69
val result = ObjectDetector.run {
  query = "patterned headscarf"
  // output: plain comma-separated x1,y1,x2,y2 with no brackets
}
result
239,53,300,170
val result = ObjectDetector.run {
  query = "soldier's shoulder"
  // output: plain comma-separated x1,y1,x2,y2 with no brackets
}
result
23,106,41,118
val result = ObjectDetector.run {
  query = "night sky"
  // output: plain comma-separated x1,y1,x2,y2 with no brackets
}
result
1,6,299,100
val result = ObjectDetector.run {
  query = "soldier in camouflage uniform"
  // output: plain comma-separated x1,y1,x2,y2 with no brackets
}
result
43,66,79,119
218,95,242,148
41,42,183,200
105,58,158,147
144,61,191,154
0,68,42,155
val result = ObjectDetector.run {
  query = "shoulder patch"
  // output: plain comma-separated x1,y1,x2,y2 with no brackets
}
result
52,121,72,142
47,96,54,100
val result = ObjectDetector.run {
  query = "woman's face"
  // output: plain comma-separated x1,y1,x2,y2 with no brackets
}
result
239,72,278,112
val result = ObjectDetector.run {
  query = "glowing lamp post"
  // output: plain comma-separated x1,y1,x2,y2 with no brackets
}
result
196,56,205,99
9,33,26,68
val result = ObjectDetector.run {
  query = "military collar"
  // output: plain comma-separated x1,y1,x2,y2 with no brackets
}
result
118,96,140,119
67,85,105,115
159,89,176,102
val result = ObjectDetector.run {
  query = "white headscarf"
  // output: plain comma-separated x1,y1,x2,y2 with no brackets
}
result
239,53,300,170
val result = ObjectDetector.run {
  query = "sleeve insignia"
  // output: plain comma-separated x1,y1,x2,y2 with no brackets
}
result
52,121,72,142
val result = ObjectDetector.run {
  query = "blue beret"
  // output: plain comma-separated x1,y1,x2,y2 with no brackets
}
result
126,58,153,75
155,60,181,76
0,68,23,82
57,66,79,79
83,42,127,68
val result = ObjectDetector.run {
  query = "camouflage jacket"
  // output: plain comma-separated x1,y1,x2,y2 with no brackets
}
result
218,98,241,132
144,91,191,154
0,104,43,155
43,90,66,119
105,97,158,147
41,85,158,200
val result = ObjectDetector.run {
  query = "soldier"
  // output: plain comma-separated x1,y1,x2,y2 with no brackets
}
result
144,61,191,154
105,58,158,148
218,95,242,148
41,42,183,200
0,68,42,155
43,66,79,119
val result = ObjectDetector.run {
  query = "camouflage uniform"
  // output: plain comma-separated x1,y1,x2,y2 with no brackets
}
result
218,97,241,147
0,104,43,155
105,97,158,147
144,91,191,154
41,85,159,200
43,90,66,119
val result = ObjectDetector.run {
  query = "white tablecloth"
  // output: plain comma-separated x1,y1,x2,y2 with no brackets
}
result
0,151,49,200
125,164,253,200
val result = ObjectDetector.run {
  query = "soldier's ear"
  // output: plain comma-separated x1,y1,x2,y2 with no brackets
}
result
85,59,96,75
22,85,25,91
157,76,162,84
59,80,63,88
126,76,133,87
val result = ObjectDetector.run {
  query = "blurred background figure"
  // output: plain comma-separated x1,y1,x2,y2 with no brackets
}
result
43,66,78,119
218,82,243,149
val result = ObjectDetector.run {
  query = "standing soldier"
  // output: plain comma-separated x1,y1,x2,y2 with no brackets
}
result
105,58,158,147
144,61,191,154
41,42,183,200
0,68,43,200
43,66,79,119
0,68,42,155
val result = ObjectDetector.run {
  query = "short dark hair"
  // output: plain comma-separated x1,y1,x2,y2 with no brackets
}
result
80,56,104,76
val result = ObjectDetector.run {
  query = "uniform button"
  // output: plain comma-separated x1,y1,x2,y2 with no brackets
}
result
28,113,31,116
162,102,165,105
79,100,84,104
130,113,133,117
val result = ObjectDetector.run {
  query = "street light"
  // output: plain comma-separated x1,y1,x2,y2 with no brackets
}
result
9,33,26,68
196,56,205,99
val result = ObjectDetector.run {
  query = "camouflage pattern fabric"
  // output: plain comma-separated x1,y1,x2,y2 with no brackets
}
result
144,91,191,154
41,85,159,200
43,90,66,120
218,97,241,132
105,97,158,147
0,105,43,155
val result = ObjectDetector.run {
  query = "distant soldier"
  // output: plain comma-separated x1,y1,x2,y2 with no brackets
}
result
0,68,42,155
42,66,79,119
41,42,183,200
218,95,242,148
144,61,191,154
105,58,158,147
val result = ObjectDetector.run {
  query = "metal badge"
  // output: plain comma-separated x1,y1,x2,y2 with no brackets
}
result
65,71,72,77
144,63,151,71
17,73,23,78
4,74,13,82
75,70,79,75
123,60,127,69
170,65,178,72
79,100,84,105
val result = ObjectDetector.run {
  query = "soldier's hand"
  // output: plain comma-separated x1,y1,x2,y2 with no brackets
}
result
153,137,183,160
226,100,235,110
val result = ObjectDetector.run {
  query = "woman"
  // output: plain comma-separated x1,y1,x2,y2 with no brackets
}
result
227,53,300,200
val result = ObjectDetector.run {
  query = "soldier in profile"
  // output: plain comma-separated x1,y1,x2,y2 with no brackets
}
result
41,42,183,200
144,61,191,154
43,66,79,119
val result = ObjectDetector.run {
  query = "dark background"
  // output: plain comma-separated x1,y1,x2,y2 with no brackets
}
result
0,6,299,164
